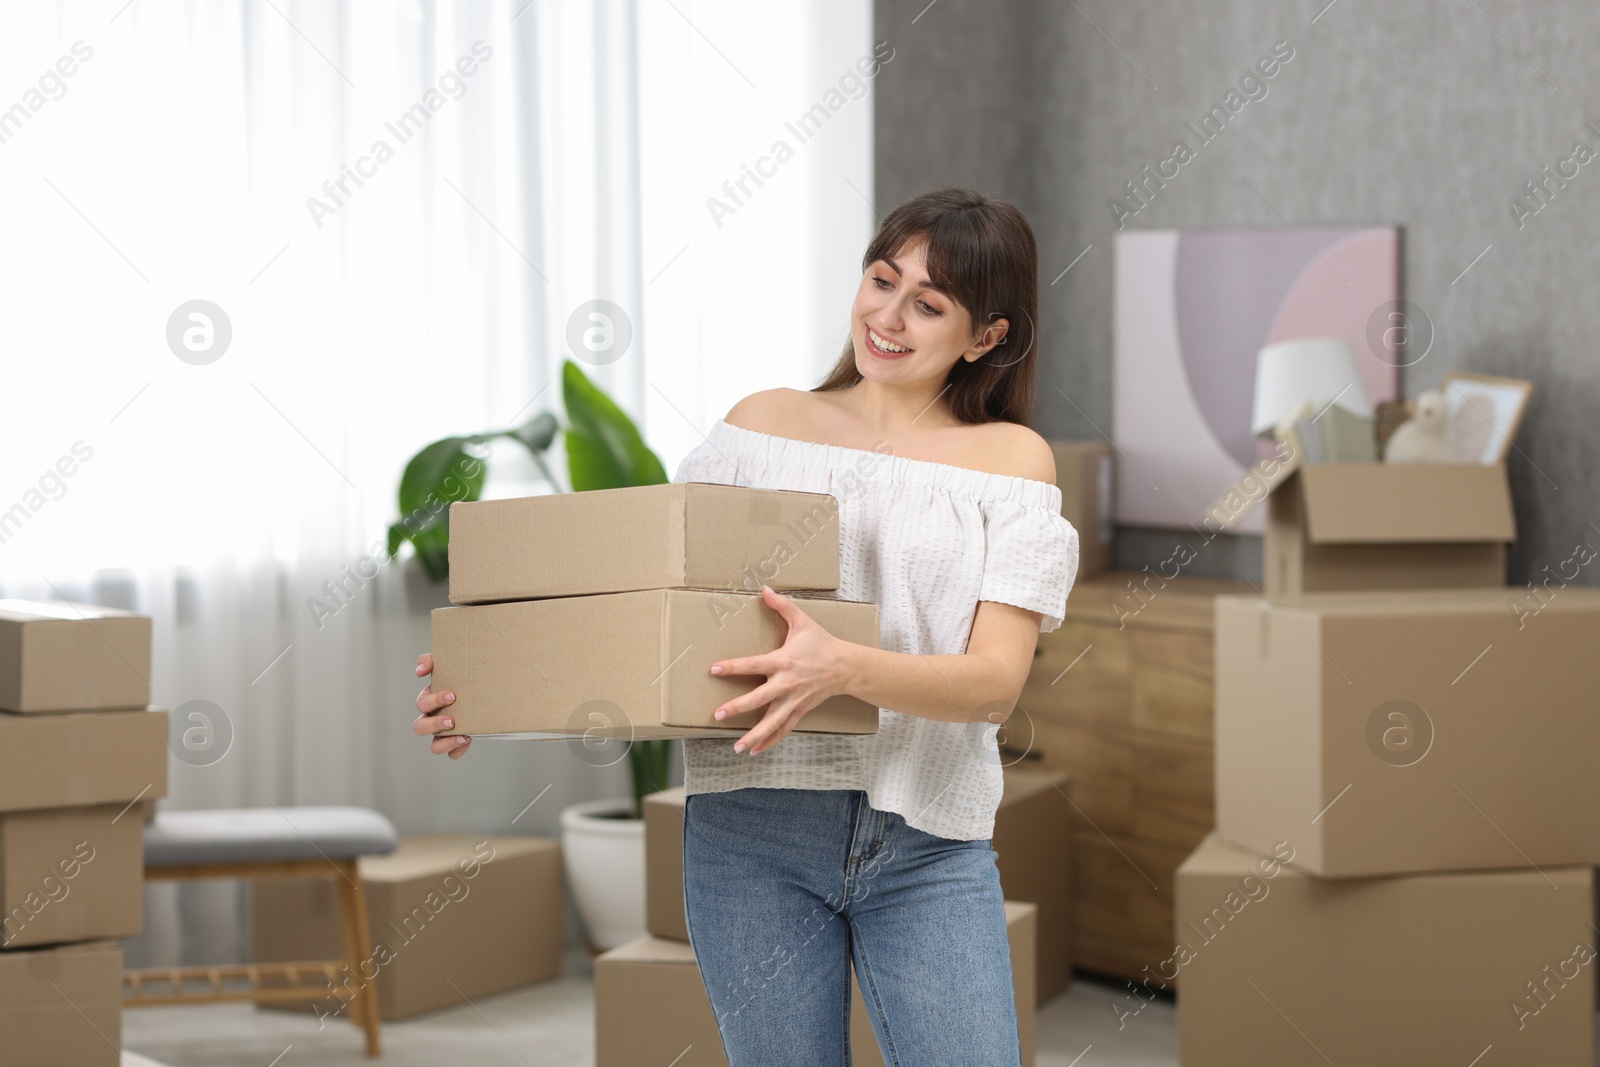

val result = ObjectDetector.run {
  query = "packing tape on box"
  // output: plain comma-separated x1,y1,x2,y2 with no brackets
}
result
69,721,97,755
66,773,98,805
46,902,89,943
24,951,63,980
747,494,782,526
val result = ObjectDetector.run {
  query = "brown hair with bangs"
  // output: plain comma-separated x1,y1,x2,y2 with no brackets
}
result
813,186,1040,427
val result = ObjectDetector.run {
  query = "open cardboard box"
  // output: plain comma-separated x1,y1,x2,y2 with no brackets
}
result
1206,442,1514,594
433,588,880,740
447,483,843,605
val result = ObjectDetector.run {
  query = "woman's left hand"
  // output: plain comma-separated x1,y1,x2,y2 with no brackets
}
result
709,585,854,755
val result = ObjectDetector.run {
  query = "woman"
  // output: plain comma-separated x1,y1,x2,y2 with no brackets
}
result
414,186,1079,1065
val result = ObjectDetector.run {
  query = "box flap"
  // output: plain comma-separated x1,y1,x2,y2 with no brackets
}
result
644,786,687,812
999,764,1069,802
598,934,698,965
1299,463,1514,544
0,600,143,624
447,487,683,603
681,483,840,592
360,834,555,884
1203,439,1303,530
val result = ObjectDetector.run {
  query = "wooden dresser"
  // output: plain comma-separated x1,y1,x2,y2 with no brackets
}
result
1000,569,1248,986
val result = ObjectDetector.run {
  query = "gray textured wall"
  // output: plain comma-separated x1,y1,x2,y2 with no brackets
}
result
873,0,1600,586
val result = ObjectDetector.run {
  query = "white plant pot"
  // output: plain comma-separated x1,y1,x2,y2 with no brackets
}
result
560,797,646,952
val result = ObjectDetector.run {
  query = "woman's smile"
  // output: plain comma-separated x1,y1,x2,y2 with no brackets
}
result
863,324,914,360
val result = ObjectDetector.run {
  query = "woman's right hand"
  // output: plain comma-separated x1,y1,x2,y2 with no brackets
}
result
414,653,472,759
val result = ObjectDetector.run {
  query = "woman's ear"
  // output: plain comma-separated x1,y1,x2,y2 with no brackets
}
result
965,315,1010,361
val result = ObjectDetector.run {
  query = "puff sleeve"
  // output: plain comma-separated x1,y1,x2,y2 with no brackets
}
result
977,496,1080,633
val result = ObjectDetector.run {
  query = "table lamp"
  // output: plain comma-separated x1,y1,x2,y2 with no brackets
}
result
1250,337,1372,436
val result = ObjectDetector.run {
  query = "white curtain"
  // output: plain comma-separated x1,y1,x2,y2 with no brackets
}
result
0,0,871,966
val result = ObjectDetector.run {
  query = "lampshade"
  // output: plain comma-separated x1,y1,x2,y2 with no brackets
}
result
1250,337,1373,436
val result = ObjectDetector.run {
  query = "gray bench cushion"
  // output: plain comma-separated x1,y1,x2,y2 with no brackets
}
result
145,806,400,867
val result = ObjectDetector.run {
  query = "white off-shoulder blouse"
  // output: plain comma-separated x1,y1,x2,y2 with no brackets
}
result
671,417,1080,841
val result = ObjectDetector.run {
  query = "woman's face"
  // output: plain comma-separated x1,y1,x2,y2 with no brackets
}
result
850,237,1007,391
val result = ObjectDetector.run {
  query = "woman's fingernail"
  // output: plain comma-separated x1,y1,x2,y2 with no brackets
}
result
443,692,456,703
734,741,746,753
710,664,723,675
456,736,468,745
714,709,726,720
442,719,453,729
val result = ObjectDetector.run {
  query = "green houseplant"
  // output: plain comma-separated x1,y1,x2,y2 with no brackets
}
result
390,358,673,819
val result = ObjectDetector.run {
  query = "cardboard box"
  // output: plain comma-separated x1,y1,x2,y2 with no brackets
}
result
1175,833,1594,1066
643,766,1072,1002
1,804,143,949
988,765,1073,1002
595,901,1036,1067
252,834,563,1020
641,790,688,941
0,708,167,813
1209,459,1514,594
447,483,842,605
0,940,122,1065
0,600,151,713
1215,588,1600,877
1050,440,1114,579
433,589,880,740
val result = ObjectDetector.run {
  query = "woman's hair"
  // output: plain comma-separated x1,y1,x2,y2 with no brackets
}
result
813,186,1040,427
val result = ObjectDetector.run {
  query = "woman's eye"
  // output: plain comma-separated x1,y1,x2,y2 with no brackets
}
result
872,276,892,290
919,301,940,316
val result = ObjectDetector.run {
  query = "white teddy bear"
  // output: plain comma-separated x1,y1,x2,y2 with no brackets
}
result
1384,388,1485,463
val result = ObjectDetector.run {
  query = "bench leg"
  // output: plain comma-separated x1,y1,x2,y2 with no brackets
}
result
333,859,383,1057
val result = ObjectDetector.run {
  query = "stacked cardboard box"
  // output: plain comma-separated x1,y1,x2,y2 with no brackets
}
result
1176,467,1598,1064
613,770,1050,1065
251,834,565,1019
1049,440,1114,581
1176,833,1593,1064
641,763,1073,1001
595,902,1037,1067
0,599,170,1065
432,484,881,739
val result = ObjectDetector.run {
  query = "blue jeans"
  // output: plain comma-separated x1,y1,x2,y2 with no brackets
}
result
682,787,1021,1067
